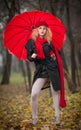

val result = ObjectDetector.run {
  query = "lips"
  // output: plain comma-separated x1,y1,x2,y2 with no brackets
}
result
41,32,44,34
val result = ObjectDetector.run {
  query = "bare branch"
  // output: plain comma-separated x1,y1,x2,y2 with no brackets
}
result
26,0,39,10
3,0,10,12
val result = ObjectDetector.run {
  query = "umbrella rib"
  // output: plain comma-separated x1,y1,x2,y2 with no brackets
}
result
11,35,25,51
33,11,39,26
51,30,65,37
52,37,62,48
35,16,64,28
4,26,30,34
38,15,50,22
36,12,50,22
19,38,28,59
5,30,31,43
9,33,29,53
19,31,34,59
15,15,31,24
50,24,65,27
5,25,30,29
36,12,56,23
23,12,33,26
12,33,30,59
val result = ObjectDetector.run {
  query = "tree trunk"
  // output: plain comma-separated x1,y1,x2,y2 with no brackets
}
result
1,0,20,84
61,49,69,73
1,50,12,84
26,62,32,93
64,69,77,93
19,61,28,92
65,0,77,92
48,0,77,92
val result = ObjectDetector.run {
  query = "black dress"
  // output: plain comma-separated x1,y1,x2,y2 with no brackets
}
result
25,39,61,91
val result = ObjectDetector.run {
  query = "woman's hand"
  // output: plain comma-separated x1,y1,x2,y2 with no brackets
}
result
31,53,37,58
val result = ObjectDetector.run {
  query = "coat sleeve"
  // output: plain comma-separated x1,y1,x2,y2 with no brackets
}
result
25,39,37,62
50,43,62,58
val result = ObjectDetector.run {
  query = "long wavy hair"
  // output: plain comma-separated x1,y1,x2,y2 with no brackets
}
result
31,27,52,44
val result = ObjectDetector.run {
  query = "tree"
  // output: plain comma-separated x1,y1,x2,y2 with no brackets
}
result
1,0,20,84
65,0,77,92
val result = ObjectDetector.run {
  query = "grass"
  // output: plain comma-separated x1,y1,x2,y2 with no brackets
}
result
0,72,25,84
10,72,24,84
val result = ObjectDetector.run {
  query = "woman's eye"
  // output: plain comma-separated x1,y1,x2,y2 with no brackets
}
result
39,27,42,29
43,28,46,30
38,26,47,31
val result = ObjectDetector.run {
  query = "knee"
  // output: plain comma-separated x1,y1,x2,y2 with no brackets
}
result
54,90,60,95
31,92,38,100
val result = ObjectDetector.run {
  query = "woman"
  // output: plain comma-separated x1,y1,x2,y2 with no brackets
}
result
25,21,66,125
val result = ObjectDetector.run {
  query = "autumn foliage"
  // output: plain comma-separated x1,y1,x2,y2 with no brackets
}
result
0,84,81,130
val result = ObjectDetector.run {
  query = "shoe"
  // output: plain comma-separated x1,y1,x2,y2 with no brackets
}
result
28,117,38,125
54,116,60,125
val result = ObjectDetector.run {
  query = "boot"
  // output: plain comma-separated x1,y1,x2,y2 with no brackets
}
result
28,117,38,125
55,116,60,125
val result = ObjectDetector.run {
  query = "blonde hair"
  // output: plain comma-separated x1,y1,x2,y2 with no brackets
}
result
31,27,52,44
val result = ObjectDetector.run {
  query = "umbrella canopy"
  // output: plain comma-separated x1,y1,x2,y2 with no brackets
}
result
3,10,66,60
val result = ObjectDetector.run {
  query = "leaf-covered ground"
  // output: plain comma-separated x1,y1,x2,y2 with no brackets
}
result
0,83,81,130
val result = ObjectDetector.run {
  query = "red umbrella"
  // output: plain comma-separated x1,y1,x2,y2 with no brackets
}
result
3,10,66,60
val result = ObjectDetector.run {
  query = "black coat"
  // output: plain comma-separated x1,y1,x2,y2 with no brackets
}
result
25,39,61,91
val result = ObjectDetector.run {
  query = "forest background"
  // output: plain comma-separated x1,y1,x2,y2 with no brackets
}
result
0,0,81,130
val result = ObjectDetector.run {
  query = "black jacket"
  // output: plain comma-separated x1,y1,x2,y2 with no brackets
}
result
25,39,61,91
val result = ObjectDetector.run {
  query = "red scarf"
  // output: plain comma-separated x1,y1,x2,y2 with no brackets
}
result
35,37,47,59
34,37,66,108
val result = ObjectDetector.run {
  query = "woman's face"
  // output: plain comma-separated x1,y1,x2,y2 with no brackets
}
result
38,25,47,37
